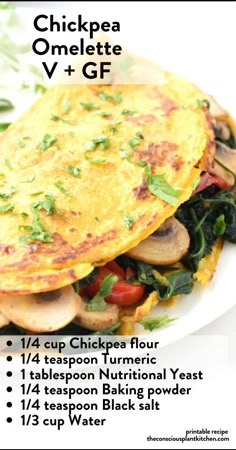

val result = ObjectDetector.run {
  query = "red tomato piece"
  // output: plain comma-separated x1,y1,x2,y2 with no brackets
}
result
80,266,145,306
193,172,230,195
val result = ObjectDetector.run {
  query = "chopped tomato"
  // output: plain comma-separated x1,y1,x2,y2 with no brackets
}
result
80,266,145,306
105,261,126,279
193,172,230,195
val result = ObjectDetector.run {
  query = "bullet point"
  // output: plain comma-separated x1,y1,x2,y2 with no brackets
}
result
6,356,12,362
6,371,12,377
6,402,12,408
6,417,12,423
6,387,12,392
6,341,12,347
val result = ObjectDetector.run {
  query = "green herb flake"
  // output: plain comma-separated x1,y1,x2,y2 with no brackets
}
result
24,175,35,183
98,111,111,117
99,91,122,104
213,214,226,236
32,193,63,216
99,91,113,102
38,133,56,151
196,99,210,110
0,203,14,213
121,109,136,116
18,140,25,148
0,98,14,112
0,123,11,132
134,160,147,167
29,191,44,197
129,137,141,148
50,115,70,124
61,100,71,115
34,84,47,94
0,186,16,199
119,148,134,159
85,135,110,151
145,165,180,205
139,315,177,331
88,158,108,164
80,102,100,111
113,91,122,103
123,212,135,230
136,130,144,139
84,140,96,151
22,136,31,140
95,216,99,222
55,180,71,197
68,131,75,137
87,273,119,311
19,208,53,244
5,159,12,170
67,164,81,177
20,212,28,218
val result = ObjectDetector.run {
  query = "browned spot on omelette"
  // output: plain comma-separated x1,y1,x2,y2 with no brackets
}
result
136,141,182,171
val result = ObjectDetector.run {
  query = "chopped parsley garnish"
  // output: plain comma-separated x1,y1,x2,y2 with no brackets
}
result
80,102,100,111
119,148,134,159
5,159,12,170
129,137,141,148
87,273,119,311
196,99,210,110
38,133,56,151
19,208,53,244
109,120,122,135
136,130,144,139
24,175,35,183
20,212,28,218
0,203,14,213
55,180,71,197
99,91,122,104
121,109,136,116
61,100,71,114
139,315,177,331
67,164,81,177
29,191,44,197
0,123,11,132
98,111,111,117
0,186,16,199
135,160,147,167
85,134,109,151
99,91,113,102
123,212,135,229
113,91,122,103
145,165,180,205
18,140,25,148
32,193,63,216
34,83,47,94
50,115,71,123
87,158,108,164
0,98,14,112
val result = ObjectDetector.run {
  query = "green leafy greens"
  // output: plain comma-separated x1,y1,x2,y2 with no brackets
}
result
145,165,180,205
87,274,119,311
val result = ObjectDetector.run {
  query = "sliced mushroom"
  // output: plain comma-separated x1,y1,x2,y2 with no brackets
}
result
0,311,10,328
0,285,80,332
74,298,119,331
210,141,236,186
126,217,190,265
213,119,231,142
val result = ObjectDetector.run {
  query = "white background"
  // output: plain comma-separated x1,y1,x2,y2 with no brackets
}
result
1,1,236,448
